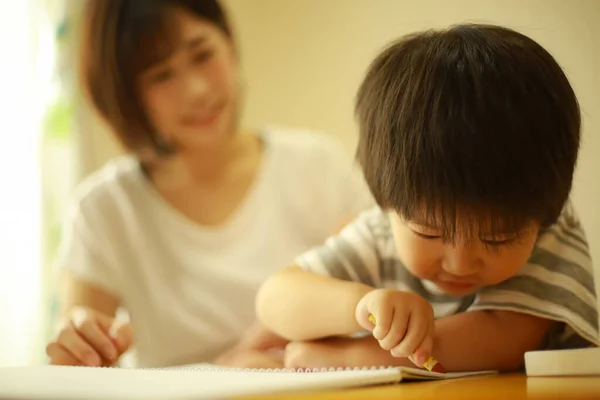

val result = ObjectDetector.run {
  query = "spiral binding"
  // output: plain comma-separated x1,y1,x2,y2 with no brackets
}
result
65,365,397,373
169,366,396,373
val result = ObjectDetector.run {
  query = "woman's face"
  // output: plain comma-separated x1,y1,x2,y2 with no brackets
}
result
137,6,239,153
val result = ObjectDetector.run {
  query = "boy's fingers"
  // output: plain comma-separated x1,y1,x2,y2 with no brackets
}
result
377,307,407,351
46,342,80,366
354,301,376,331
410,333,434,367
369,307,394,341
57,327,102,366
390,309,428,358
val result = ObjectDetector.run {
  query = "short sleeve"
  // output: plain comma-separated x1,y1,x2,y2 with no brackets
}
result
53,192,121,298
469,203,599,348
294,207,386,288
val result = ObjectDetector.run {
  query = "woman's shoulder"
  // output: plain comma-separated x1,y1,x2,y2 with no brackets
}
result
265,125,349,156
66,155,143,217
260,125,374,229
262,125,358,174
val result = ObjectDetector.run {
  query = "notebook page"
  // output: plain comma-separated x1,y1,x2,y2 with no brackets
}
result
399,368,498,380
0,365,404,400
168,363,496,379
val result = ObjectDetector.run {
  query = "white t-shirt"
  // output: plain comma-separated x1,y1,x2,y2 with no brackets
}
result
54,127,373,368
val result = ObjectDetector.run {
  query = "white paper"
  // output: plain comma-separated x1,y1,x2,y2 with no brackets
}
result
0,364,496,399
0,365,401,399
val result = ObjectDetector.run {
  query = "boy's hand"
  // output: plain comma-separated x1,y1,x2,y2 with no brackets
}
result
46,306,133,367
355,289,435,367
212,321,288,369
213,348,284,369
284,336,412,370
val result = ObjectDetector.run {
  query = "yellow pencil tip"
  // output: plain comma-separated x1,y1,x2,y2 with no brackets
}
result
423,356,438,371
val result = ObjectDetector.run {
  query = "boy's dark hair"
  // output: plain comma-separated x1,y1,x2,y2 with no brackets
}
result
355,24,581,242
79,0,233,156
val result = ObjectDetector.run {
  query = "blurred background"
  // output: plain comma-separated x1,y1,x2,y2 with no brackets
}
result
0,0,598,367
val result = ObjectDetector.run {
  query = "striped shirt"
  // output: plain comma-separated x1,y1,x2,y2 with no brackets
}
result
295,204,599,349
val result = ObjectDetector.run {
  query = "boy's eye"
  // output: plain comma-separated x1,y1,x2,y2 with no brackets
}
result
480,231,519,246
412,230,441,240
481,237,515,246
411,229,518,246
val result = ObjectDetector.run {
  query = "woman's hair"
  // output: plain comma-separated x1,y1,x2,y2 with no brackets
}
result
355,24,581,242
79,0,233,155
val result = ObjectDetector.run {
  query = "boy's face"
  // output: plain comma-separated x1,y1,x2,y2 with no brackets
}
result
388,211,540,297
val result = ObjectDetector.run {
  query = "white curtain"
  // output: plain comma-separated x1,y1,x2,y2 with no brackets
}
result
0,0,58,366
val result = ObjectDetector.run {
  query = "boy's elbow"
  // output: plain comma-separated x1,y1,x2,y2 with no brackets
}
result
255,266,312,341
255,270,292,335
255,275,278,326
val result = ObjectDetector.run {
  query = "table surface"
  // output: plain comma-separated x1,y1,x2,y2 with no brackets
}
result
237,373,600,400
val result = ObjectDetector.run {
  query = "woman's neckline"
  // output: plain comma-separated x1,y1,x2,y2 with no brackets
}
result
134,128,274,238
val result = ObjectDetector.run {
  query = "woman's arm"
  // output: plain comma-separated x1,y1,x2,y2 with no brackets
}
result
59,273,120,319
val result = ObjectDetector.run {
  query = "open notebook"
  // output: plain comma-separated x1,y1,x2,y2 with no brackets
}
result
0,363,496,399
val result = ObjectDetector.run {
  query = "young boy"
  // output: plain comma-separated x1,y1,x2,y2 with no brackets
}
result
256,23,599,372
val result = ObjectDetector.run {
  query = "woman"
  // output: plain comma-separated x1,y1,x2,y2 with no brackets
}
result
45,0,371,369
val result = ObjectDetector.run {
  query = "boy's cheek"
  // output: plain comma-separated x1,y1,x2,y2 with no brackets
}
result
395,242,441,279
392,226,442,276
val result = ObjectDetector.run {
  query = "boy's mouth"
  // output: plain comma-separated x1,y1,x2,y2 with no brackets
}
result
443,281,476,288
436,279,478,293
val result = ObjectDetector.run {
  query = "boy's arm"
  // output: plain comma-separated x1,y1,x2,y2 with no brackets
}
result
256,266,374,340
230,321,289,351
259,268,554,372
284,310,552,372
256,208,385,341
431,310,553,371
257,266,554,371
444,206,598,371
278,304,553,372
212,322,288,368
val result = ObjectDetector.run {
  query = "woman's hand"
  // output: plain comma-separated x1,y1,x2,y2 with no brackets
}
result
46,306,133,367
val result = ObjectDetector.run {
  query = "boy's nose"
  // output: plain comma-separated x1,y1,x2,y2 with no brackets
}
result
443,246,481,276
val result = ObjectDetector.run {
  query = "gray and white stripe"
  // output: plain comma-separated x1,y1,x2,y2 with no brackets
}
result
295,205,599,349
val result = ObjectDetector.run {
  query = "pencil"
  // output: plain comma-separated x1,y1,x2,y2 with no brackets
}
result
368,313,446,373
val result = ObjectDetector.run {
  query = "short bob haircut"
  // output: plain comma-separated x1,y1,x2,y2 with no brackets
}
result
79,0,234,156
355,24,581,243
